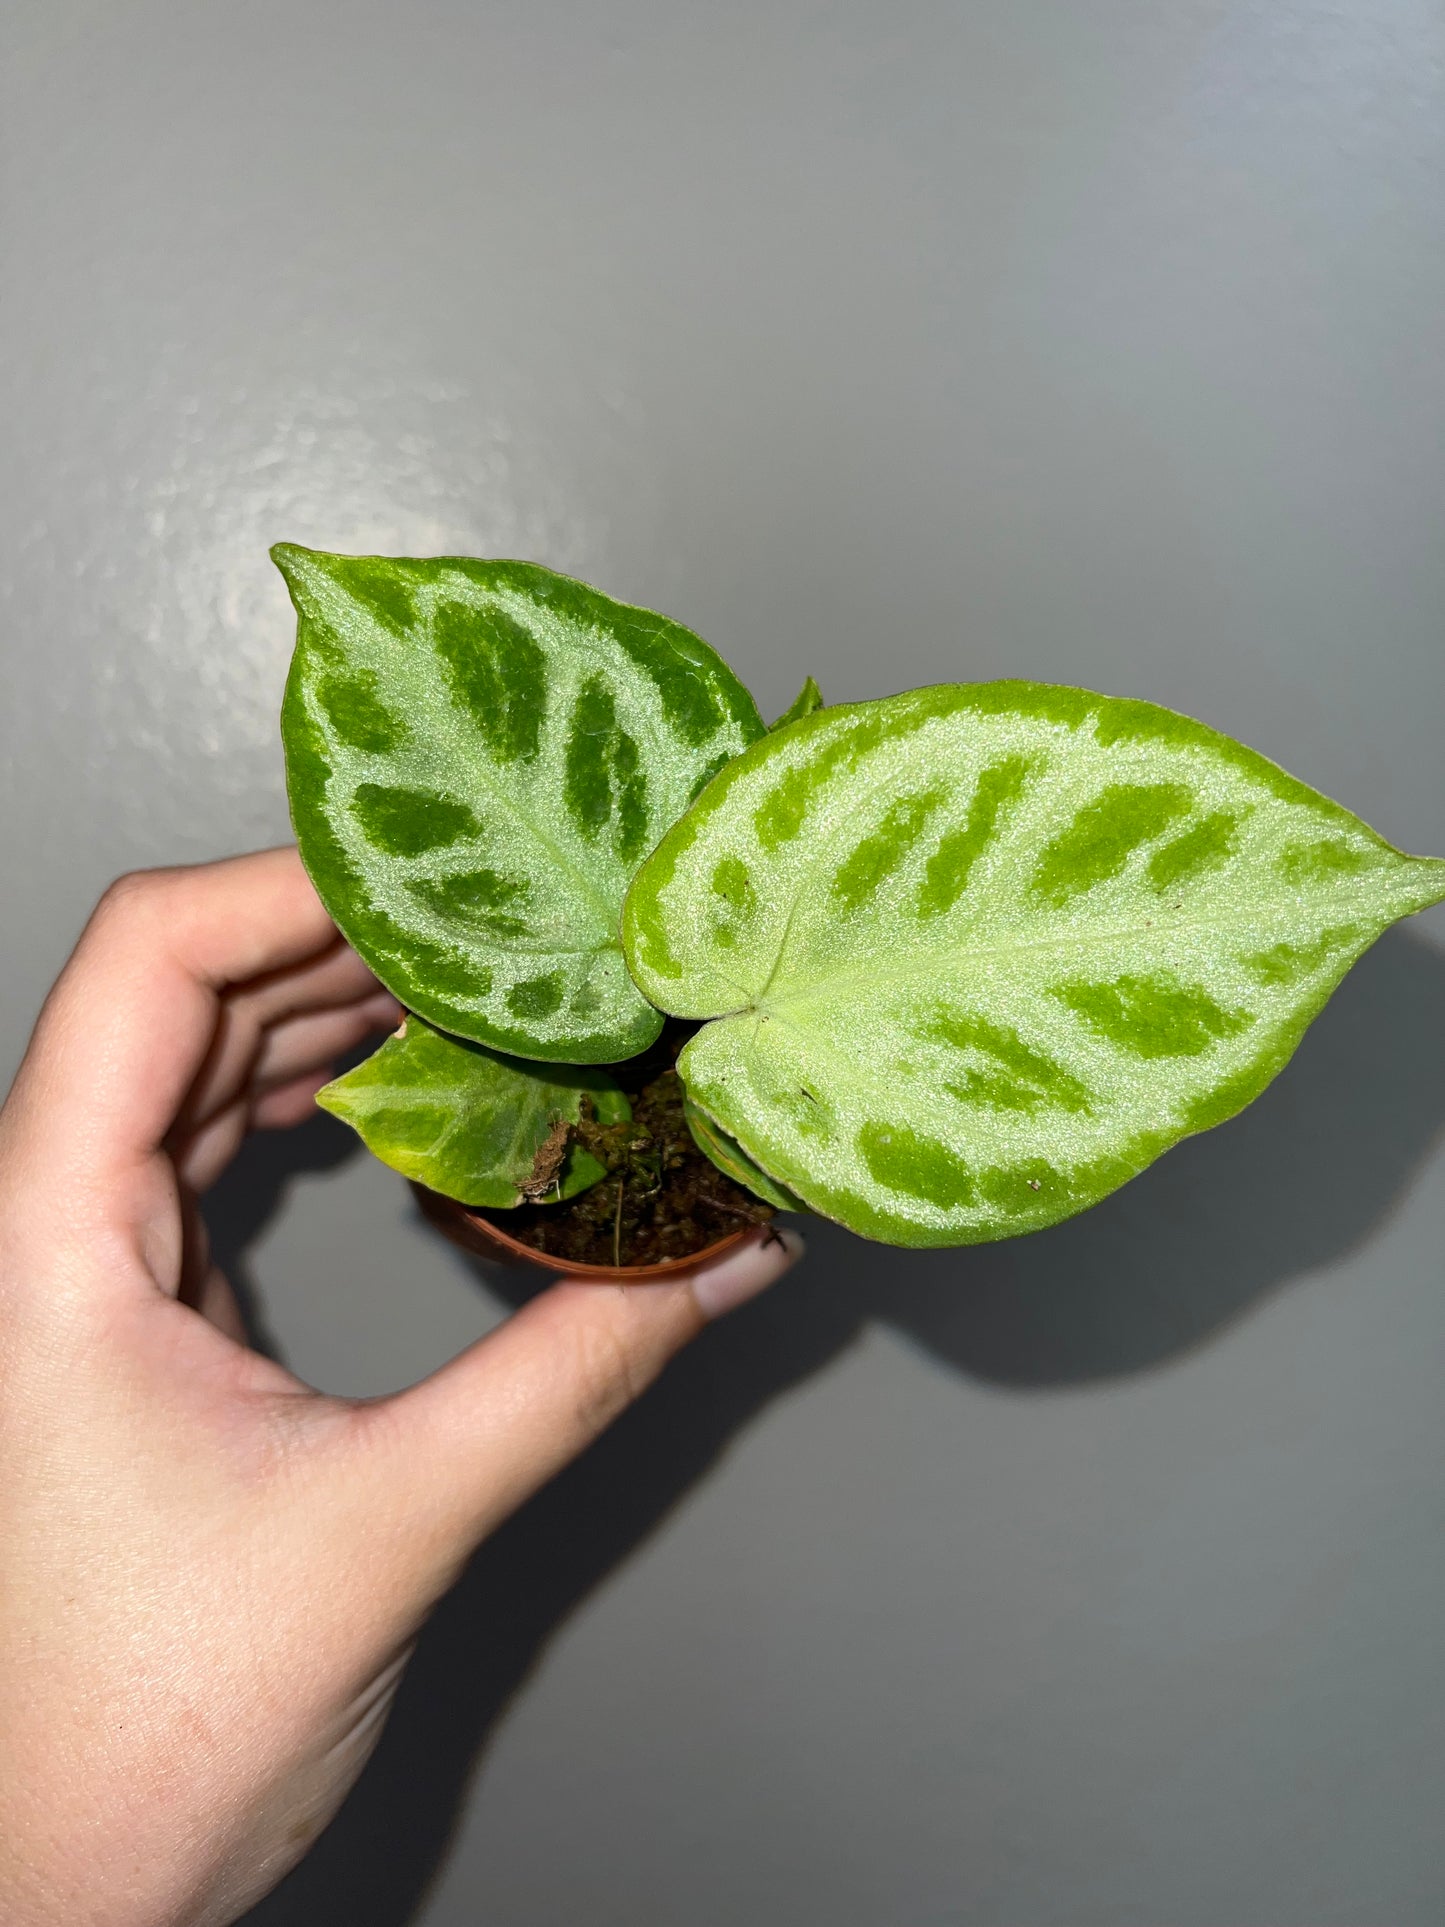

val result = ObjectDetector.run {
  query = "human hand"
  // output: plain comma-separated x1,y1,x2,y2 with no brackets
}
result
0,849,801,1927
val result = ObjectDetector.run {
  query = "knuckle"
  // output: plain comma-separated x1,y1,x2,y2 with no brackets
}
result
93,866,170,930
87,864,201,953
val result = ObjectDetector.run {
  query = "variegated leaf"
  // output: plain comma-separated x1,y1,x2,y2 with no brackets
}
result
624,683,1445,1247
317,1014,631,1208
277,546,764,1062
683,1095,809,1211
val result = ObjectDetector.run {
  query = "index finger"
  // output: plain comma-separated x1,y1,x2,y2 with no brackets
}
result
1,848,345,1188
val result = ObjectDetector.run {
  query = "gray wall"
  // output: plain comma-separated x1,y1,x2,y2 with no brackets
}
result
4,3,1444,1922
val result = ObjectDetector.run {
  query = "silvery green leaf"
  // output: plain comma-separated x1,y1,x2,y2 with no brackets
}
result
624,683,1445,1247
317,1014,629,1208
771,676,824,731
683,1095,809,1211
277,546,764,1062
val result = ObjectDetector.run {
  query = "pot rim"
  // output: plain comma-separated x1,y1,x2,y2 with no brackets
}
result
412,1182,755,1282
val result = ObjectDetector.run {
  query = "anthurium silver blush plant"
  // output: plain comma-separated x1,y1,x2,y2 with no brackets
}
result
275,544,1445,1254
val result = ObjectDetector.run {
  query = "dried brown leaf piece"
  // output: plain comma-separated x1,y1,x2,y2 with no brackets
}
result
521,1117,572,1200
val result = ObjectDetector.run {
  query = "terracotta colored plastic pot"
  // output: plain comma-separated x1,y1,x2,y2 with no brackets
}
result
412,1182,753,1282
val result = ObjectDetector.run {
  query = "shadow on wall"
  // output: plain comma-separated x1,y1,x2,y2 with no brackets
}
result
237,926,1445,1927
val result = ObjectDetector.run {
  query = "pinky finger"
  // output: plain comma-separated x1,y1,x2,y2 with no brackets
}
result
249,994,399,1098
251,1068,333,1130
172,1067,336,1191
170,1101,250,1193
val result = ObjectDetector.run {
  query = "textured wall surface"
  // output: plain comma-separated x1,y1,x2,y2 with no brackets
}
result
3,4,1444,1922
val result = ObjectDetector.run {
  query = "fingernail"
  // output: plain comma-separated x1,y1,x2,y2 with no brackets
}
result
690,1225,805,1321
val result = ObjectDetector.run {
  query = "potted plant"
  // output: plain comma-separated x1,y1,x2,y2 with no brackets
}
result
275,544,1445,1279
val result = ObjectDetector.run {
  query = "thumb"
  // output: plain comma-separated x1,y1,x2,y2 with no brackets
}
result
353,1226,804,1596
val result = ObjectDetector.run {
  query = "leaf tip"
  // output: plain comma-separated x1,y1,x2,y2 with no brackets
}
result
269,540,313,576
270,542,325,614
313,1073,348,1122
1411,854,1445,912
770,675,825,732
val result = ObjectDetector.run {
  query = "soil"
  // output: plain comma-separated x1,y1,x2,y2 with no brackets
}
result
495,1020,776,1267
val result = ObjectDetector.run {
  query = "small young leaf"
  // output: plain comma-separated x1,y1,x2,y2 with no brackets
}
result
684,1096,809,1211
623,683,1445,1247
590,1084,635,1127
317,1014,629,1207
771,676,824,731
277,546,764,1063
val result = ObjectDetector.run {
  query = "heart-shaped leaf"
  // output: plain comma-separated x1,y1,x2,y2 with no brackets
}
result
277,546,764,1062
623,682,1445,1247
317,1014,631,1207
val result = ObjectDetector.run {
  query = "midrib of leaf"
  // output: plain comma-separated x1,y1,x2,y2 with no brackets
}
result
500,1089,547,1180
753,880,1426,1019
485,593,666,929
750,731,951,1005
335,1070,483,1151
436,936,621,959
463,585,752,940
325,579,620,941
721,713,1442,1018
342,1064,557,1185
749,721,1101,1002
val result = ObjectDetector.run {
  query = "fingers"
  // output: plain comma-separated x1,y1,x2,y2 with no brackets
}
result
249,994,399,1095
173,954,394,1139
170,1070,333,1192
3,850,341,1191
250,1069,342,1130
166,993,398,1191
353,1227,804,1599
